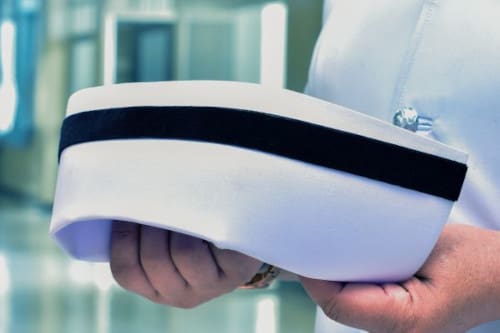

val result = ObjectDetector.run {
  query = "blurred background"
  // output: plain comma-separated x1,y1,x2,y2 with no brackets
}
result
0,0,322,332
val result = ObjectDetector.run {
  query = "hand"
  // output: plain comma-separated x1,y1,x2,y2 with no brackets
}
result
110,221,262,308
300,224,500,333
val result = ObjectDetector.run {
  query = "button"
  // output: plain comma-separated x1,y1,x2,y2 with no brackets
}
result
393,107,433,133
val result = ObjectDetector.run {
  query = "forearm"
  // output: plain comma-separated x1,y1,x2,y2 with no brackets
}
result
437,225,500,330
471,227,500,325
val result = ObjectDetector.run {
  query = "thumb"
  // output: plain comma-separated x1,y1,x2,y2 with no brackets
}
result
300,277,414,333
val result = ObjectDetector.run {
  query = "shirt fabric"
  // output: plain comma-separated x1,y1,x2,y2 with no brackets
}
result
305,0,500,332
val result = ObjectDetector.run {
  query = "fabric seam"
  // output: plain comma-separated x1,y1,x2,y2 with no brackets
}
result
388,0,438,117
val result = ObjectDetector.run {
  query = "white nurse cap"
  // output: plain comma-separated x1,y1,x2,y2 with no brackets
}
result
50,81,467,282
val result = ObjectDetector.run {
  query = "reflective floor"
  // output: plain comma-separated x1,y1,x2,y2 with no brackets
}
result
0,194,316,333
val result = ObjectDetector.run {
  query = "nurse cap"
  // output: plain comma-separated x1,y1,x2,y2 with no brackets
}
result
50,81,467,282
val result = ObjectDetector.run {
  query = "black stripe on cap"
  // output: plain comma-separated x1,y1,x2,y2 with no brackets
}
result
59,106,467,201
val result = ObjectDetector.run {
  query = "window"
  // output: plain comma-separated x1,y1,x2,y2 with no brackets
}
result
0,0,42,146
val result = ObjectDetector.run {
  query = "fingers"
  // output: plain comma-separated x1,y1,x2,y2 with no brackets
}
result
110,223,262,308
300,225,500,333
110,221,157,299
169,232,221,290
300,277,415,333
211,246,263,288
139,226,188,304
168,234,262,297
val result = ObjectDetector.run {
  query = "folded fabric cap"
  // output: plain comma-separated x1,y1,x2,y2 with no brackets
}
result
50,81,468,282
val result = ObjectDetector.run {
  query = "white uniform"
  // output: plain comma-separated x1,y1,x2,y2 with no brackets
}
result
306,0,500,332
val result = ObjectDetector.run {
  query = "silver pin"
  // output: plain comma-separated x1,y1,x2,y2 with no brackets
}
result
393,107,433,133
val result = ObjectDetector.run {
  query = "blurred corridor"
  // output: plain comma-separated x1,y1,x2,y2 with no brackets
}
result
0,0,322,332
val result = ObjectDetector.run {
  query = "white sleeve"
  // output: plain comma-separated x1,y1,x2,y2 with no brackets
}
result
322,0,335,24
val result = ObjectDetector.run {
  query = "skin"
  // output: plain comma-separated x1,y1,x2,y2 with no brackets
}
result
110,221,261,308
110,222,500,331
301,224,500,333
